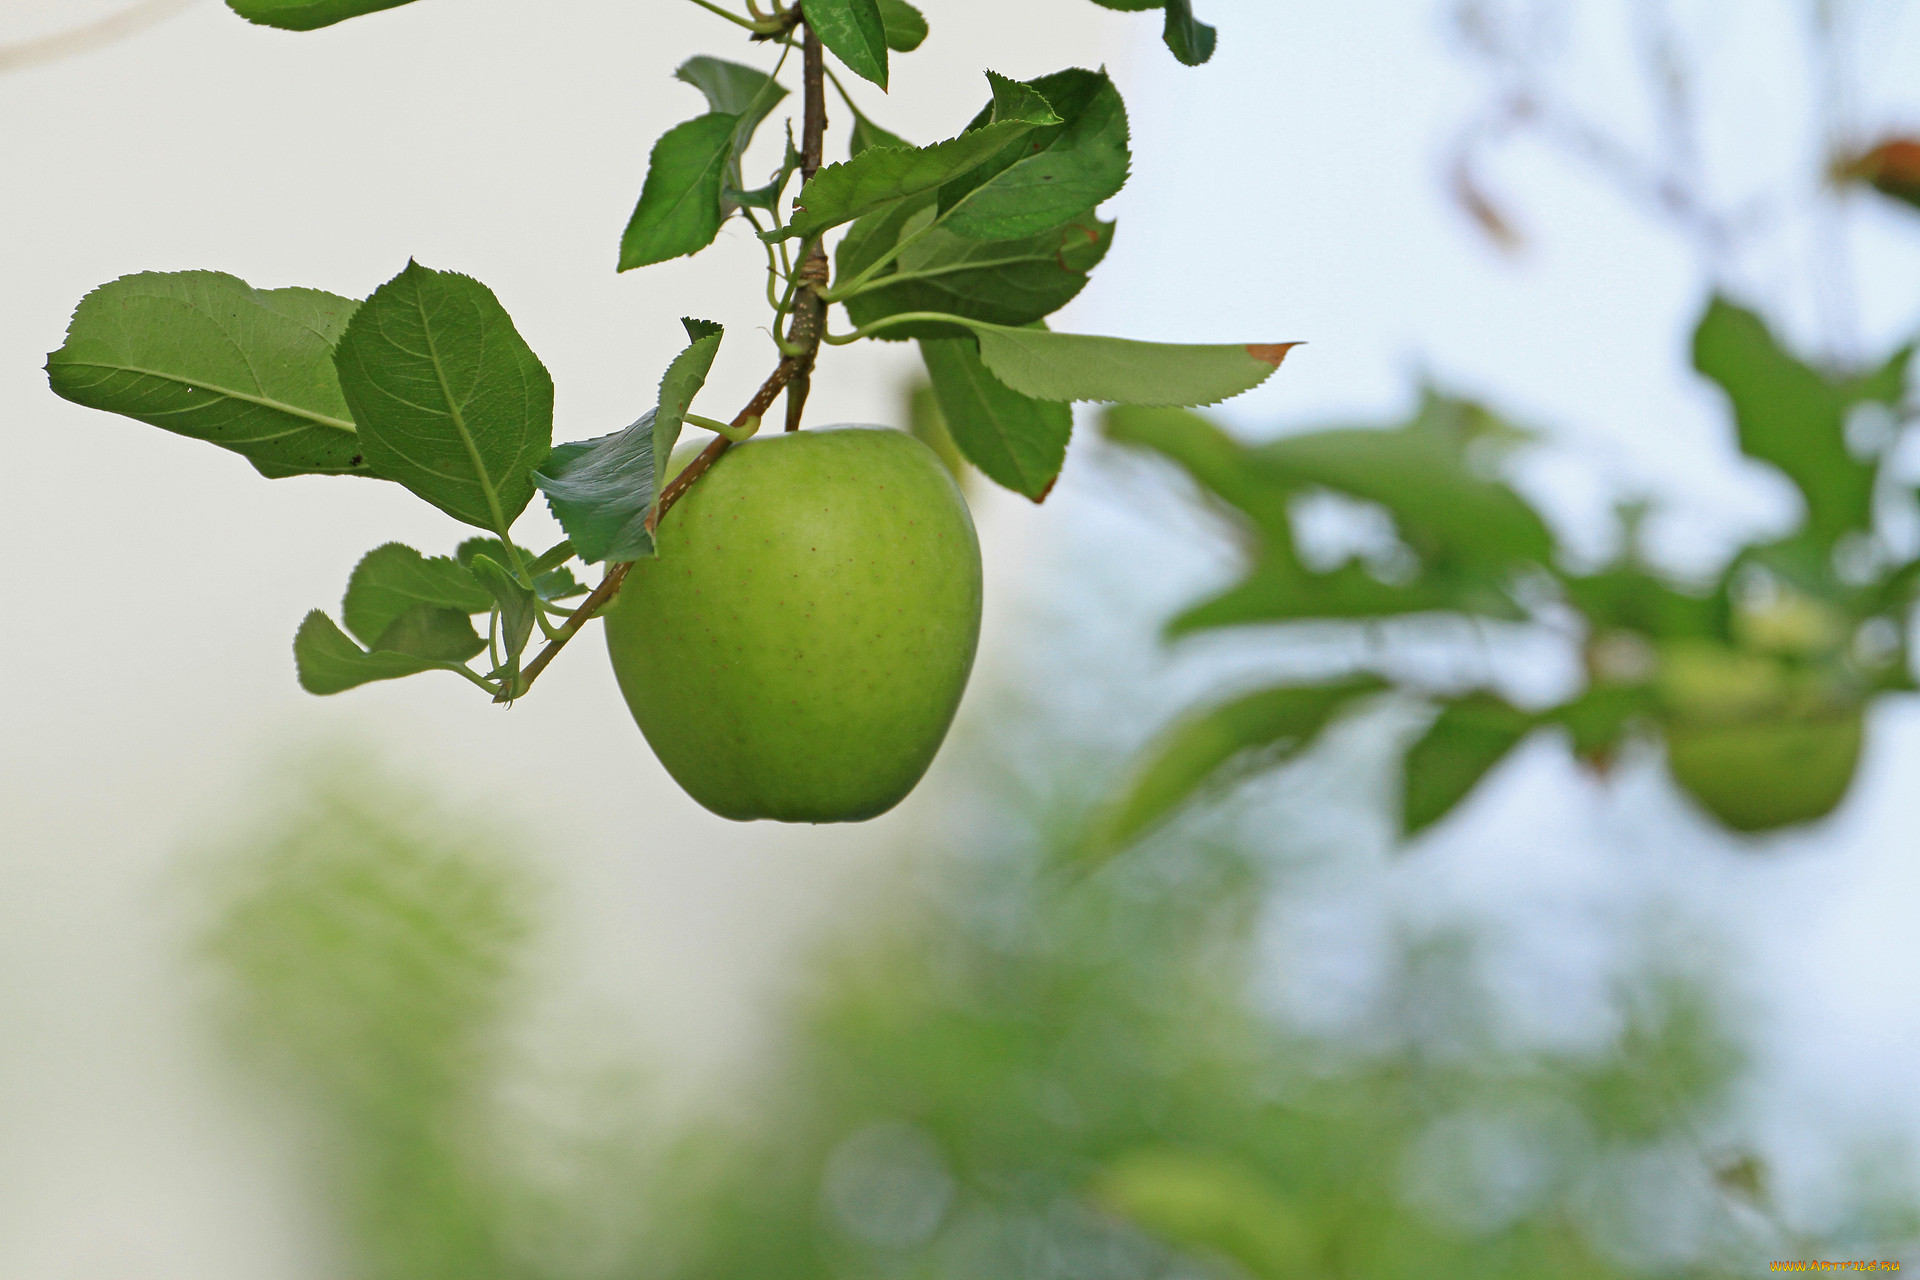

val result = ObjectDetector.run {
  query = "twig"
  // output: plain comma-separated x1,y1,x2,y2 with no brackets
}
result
784,25,831,431
501,562,631,700
508,11,837,699
0,0,194,74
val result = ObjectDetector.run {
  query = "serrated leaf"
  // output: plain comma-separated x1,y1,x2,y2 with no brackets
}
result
454,537,538,571
226,0,417,30
342,542,491,647
652,321,725,497
1692,296,1910,548
1085,0,1216,65
1401,694,1534,836
533,565,587,601
1083,677,1384,861
845,216,1114,335
370,604,486,662
876,0,927,51
534,414,659,564
939,68,1131,241
771,73,1059,242
333,262,553,535
294,610,455,695
620,112,741,270
675,57,788,215
952,322,1294,406
849,109,910,157
467,553,538,667
803,0,890,88
919,337,1069,499
46,270,369,479
734,131,804,211
1159,0,1216,65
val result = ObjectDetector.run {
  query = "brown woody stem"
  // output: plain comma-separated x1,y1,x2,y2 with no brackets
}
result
500,561,631,701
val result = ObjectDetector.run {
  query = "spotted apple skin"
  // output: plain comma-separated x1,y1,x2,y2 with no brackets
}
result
606,427,983,823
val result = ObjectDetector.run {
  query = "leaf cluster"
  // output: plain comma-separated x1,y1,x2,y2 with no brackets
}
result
1086,297,1919,854
48,0,1274,708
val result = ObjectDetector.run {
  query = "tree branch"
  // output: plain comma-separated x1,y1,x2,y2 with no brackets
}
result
783,24,831,431
508,17,836,700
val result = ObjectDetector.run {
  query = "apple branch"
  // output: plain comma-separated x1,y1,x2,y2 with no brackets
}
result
508,14,835,701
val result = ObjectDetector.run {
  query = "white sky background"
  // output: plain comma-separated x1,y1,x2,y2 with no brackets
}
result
3,0,1920,1274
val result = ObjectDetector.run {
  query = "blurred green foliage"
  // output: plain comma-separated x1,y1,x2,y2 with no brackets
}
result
195,770,1918,1277
1094,297,1918,850
197,771,654,1280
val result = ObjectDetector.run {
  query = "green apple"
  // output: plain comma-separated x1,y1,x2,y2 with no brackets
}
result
604,427,983,822
1665,709,1864,832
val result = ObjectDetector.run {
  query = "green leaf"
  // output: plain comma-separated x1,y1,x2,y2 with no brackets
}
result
1258,437,1551,569
652,319,725,499
960,322,1295,407
1401,694,1535,837
803,0,890,88
46,271,369,479
849,109,910,158
675,55,786,129
1159,0,1217,65
939,69,1131,241
770,73,1060,242
834,194,935,283
734,131,804,211
369,604,486,663
919,337,1070,500
906,379,968,483
454,537,539,571
844,215,1114,335
1551,684,1656,764
675,57,788,213
466,553,538,667
1085,0,1216,65
1103,403,1550,632
1107,400,1553,562
1168,556,1473,635
620,112,740,270
333,262,554,535
876,0,927,51
226,0,417,31
1084,677,1384,860
534,413,659,564
533,565,587,601
341,542,491,648
1692,295,1911,547
294,610,460,695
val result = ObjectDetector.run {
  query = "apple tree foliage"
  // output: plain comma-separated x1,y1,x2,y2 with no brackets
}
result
1088,265,1920,850
45,0,1258,708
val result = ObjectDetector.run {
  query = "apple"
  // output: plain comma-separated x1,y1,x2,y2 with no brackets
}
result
604,427,983,822
1665,709,1864,832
